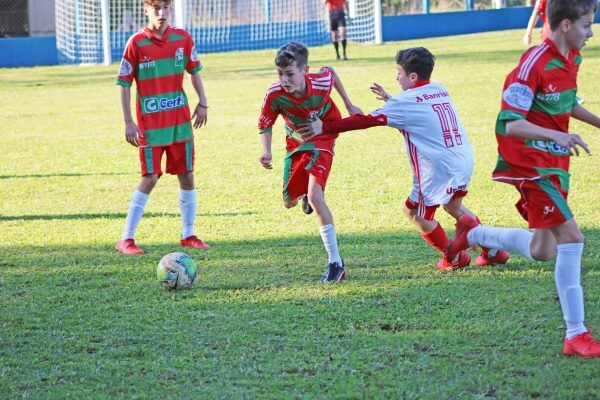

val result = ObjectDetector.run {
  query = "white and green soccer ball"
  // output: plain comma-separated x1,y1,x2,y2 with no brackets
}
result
156,252,198,291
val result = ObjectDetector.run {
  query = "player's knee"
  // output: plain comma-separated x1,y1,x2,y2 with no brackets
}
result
283,200,297,209
307,192,324,209
530,246,556,261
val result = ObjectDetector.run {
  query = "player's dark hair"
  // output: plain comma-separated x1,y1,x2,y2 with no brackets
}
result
275,41,309,69
547,0,598,30
395,47,435,81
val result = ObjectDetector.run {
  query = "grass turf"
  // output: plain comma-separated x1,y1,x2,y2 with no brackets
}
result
1,28,599,398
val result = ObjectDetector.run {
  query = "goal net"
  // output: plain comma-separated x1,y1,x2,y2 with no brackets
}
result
55,0,381,65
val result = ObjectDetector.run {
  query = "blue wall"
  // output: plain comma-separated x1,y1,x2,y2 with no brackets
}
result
0,36,58,68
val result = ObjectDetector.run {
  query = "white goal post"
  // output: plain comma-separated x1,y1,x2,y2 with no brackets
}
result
55,0,382,65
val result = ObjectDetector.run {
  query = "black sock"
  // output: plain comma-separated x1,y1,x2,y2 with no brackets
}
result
333,41,339,56
342,39,347,55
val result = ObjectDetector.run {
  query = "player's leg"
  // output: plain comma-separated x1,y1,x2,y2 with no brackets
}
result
282,151,306,210
330,14,340,59
551,218,599,357
116,146,164,254
338,14,348,60
167,141,209,249
443,195,509,267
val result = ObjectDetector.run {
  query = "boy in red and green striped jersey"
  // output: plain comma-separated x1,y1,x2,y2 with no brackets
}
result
115,0,210,255
258,41,362,283
447,0,600,358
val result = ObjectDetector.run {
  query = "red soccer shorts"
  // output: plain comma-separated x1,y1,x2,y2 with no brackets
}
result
514,177,572,229
139,140,194,176
405,190,468,221
282,150,333,201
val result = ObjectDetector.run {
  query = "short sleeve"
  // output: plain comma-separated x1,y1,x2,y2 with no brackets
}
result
116,37,136,87
371,96,405,129
258,92,279,134
498,62,540,122
186,36,202,75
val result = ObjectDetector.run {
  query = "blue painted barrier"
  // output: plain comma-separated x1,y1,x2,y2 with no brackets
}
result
0,36,58,68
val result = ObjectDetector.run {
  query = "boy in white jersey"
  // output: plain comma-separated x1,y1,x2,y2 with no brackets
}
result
299,47,508,270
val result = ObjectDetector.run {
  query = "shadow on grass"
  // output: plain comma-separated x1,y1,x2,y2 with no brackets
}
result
0,172,131,180
0,210,257,221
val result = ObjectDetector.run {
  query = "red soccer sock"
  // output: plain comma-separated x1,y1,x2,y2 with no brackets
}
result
421,222,450,254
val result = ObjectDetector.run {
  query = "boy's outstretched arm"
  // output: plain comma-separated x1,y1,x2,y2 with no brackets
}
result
120,85,142,147
506,119,590,156
330,67,363,116
370,83,391,102
190,72,208,129
298,113,386,140
571,104,600,130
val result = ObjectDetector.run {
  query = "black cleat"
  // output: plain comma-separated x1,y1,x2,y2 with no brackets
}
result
342,54,348,60
321,261,346,283
302,195,313,215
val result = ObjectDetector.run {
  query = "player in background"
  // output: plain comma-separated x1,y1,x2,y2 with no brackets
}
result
446,0,600,357
258,41,362,282
524,0,551,46
115,0,210,254
325,0,349,60
298,47,508,271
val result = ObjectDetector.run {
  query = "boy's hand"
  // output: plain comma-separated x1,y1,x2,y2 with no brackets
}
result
298,117,323,140
259,152,273,169
523,33,531,46
192,104,208,128
553,132,590,156
347,104,364,116
125,121,142,147
370,83,391,102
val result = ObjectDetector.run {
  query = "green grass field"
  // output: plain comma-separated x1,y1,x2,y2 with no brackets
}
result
1,28,599,399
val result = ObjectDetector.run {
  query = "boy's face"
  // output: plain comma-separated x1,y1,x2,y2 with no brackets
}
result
144,1,171,30
277,63,308,97
396,64,418,91
564,10,595,50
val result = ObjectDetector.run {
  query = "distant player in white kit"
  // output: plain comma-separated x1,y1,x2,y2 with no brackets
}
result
298,47,508,270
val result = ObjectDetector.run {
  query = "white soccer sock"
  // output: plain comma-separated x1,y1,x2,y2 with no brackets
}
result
555,243,587,339
467,225,534,261
319,224,342,265
179,188,197,239
122,189,149,240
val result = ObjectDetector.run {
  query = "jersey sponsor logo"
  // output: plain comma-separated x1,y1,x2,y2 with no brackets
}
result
445,184,467,194
545,83,557,93
536,92,560,102
139,56,155,70
143,95,185,114
119,58,133,76
529,140,569,155
503,82,534,110
416,96,424,103
175,47,184,67
422,91,449,101
191,47,199,62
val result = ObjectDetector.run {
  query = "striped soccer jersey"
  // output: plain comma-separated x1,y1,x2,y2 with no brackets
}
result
493,39,581,190
116,26,201,147
322,81,474,206
258,67,342,154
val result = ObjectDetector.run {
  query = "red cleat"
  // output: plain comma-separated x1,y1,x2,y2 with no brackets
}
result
474,249,509,267
436,250,471,271
446,215,480,262
115,239,145,255
564,331,600,358
180,235,210,249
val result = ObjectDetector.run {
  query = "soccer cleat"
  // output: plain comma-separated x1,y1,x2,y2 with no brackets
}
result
474,249,509,267
180,235,211,250
436,250,471,271
342,54,348,60
563,331,600,358
301,195,313,215
446,214,480,262
321,261,346,283
336,54,341,60
115,239,145,255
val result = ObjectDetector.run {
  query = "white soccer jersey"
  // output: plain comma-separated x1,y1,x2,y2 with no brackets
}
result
371,82,474,206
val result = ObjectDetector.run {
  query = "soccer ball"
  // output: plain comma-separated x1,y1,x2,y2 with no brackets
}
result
156,252,198,291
